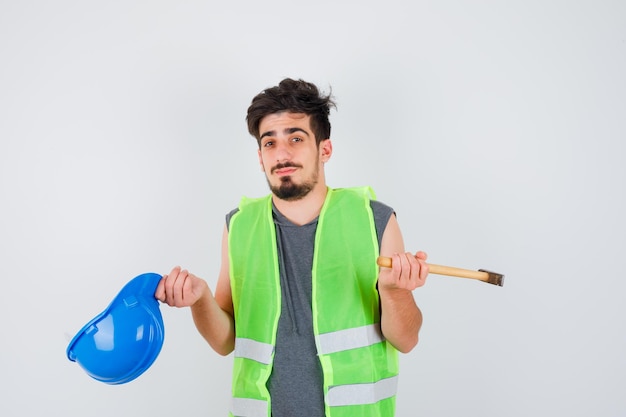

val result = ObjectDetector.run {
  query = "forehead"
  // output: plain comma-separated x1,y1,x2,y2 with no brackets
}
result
259,112,311,133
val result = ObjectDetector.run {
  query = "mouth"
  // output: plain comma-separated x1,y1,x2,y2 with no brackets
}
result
272,163,301,176
275,167,297,176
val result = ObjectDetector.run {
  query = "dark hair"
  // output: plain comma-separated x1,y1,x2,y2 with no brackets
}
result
246,78,336,147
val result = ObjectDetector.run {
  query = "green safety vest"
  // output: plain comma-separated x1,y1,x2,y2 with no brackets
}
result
228,187,399,417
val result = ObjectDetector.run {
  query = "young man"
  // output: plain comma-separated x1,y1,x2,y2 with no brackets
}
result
155,78,429,417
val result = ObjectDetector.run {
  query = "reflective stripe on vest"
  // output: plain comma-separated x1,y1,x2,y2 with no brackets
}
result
316,323,384,355
327,375,399,407
234,338,274,365
230,397,267,417
237,324,385,364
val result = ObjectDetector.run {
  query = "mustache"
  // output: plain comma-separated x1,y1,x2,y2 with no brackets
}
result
271,162,302,173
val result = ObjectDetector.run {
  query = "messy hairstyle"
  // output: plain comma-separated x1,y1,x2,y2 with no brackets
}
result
246,78,336,147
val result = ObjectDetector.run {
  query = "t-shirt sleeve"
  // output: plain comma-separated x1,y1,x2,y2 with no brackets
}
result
225,207,239,231
370,200,395,248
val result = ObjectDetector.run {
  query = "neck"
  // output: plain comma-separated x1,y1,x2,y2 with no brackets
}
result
272,184,328,226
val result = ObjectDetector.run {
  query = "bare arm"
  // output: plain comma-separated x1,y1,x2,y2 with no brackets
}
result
378,214,429,353
155,225,235,355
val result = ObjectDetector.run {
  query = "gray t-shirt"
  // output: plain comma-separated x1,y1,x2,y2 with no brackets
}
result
227,199,394,417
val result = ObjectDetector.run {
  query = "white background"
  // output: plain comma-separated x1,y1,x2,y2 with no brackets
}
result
1,1,624,416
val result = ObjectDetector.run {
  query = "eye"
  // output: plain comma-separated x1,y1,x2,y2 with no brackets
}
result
263,140,274,147
291,136,303,142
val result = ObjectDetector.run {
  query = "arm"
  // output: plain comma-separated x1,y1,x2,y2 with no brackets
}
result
155,225,235,356
378,214,429,353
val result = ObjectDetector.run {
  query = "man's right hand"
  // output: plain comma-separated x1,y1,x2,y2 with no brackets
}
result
155,266,209,308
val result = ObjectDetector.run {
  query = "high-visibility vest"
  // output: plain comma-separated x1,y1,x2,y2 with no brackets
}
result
228,187,399,417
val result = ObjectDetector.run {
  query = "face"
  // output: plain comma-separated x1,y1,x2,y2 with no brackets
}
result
257,112,332,201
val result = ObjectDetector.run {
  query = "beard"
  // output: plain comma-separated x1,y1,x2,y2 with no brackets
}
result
269,176,316,201
267,161,319,201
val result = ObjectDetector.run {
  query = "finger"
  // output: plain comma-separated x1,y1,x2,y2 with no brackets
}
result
401,252,420,286
396,253,410,282
406,252,422,285
415,251,428,261
154,275,167,301
164,266,181,305
173,269,189,306
182,271,196,304
417,259,429,282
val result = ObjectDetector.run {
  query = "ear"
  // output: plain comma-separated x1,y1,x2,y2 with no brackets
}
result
320,139,333,163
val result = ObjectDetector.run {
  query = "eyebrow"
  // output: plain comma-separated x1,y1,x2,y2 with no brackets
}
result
260,127,310,140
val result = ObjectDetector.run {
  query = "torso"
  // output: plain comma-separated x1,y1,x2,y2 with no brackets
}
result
226,200,394,417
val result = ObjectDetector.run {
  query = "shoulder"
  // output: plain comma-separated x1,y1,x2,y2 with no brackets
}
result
225,207,239,230
225,193,272,230
370,200,395,244
370,200,395,222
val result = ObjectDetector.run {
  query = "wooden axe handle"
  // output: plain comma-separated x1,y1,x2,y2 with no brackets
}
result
376,256,490,281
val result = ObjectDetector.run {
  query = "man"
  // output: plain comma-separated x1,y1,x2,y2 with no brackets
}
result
155,78,429,417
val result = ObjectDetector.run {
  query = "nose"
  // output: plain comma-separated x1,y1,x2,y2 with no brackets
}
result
274,140,292,162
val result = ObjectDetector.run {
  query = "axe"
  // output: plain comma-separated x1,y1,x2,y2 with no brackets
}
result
377,256,504,287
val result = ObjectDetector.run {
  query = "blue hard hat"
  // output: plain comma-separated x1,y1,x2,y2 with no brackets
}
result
66,272,165,384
